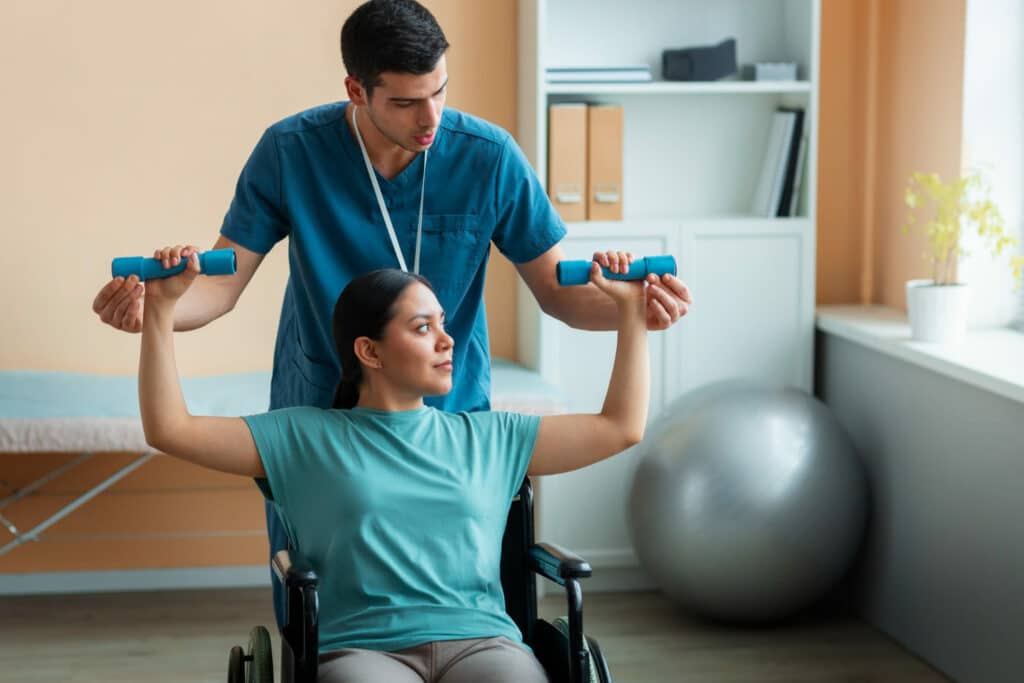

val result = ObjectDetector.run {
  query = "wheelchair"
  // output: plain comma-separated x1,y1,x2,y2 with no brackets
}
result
228,478,612,682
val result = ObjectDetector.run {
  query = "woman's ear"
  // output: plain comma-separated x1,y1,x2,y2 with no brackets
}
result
353,336,382,370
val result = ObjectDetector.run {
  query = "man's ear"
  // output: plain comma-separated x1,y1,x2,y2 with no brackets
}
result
345,76,369,107
353,336,381,369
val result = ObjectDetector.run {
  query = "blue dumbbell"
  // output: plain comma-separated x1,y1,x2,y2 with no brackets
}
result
557,255,676,286
111,248,237,281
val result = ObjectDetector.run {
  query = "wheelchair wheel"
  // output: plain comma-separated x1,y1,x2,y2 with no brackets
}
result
586,635,612,683
247,626,274,683
228,645,245,683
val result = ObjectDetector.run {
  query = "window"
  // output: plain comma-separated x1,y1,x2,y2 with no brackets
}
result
961,0,1024,331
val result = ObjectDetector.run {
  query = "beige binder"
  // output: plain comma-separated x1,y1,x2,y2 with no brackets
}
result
547,104,588,222
587,104,624,221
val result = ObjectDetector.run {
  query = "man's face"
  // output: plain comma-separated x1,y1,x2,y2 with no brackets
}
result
356,55,448,153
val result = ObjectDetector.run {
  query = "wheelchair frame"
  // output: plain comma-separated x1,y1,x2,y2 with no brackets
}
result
231,478,612,683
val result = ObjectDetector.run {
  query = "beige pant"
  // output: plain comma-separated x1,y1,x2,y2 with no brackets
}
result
318,636,549,683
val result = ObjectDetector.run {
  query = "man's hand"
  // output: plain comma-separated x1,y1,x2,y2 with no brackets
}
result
643,272,692,330
590,250,693,331
93,275,144,333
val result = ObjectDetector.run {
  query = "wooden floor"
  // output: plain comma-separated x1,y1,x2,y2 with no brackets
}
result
0,588,950,682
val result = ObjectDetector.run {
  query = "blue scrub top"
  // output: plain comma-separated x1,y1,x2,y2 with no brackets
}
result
221,102,565,413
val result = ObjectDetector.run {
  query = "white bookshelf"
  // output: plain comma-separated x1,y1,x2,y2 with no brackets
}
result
516,0,821,590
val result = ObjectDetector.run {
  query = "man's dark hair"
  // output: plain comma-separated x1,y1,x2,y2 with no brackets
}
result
331,268,435,410
340,0,449,98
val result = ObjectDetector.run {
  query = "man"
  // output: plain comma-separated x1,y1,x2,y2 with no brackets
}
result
92,0,691,626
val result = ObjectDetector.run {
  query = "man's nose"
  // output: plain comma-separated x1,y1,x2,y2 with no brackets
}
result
419,99,441,128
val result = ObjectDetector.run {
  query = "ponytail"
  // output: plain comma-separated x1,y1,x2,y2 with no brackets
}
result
333,374,361,410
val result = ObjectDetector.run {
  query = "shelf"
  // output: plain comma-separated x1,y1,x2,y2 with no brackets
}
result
545,80,812,96
563,215,813,228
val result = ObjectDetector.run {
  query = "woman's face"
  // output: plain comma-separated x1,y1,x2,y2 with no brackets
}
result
375,282,454,398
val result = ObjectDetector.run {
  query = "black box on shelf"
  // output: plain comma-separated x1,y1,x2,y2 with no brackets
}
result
662,38,737,81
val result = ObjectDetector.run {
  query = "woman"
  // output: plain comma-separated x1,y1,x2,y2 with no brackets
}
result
138,247,649,682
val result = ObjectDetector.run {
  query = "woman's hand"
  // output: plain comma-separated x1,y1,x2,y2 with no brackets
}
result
144,244,201,305
588,261,646,309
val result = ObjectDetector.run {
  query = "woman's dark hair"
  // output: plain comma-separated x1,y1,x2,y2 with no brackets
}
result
340,0,450,98
332,268,434,409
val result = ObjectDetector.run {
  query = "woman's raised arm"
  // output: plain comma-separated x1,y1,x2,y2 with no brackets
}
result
138,246,264,477
527,261,650,476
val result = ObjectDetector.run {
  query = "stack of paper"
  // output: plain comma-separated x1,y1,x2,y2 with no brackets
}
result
546,66,653,83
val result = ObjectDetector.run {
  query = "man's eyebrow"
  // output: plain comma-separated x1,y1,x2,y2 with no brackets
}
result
389,78,449,103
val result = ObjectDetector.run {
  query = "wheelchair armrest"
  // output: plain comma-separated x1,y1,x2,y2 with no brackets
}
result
273,548,319,588
273,548,319,683
528,542,593,585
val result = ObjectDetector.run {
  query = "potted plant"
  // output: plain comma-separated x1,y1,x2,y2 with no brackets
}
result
902,169,1022,344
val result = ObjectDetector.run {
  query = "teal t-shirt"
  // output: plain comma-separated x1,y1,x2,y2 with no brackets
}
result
221,102,566,413
243,405,541,653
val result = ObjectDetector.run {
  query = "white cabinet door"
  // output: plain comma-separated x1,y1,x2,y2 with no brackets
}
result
530,222,678,569
674,218,816,395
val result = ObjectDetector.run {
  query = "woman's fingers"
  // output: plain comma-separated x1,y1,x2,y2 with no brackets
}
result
591,249,636,274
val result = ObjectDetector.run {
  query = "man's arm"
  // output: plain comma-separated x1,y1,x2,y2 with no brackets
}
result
92,235,265,333
515,244,693,331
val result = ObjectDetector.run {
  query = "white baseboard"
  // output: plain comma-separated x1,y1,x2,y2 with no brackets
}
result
0,565,271,595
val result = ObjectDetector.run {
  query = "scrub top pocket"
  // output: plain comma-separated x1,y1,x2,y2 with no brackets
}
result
412,214,488,296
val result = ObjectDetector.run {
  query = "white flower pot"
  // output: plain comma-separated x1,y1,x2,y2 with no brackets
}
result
905,279,970,345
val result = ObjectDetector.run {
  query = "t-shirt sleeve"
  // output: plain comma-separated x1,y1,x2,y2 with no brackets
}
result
220,127,290,254
490,134,567,264
242,408,303,510
482,411,542,501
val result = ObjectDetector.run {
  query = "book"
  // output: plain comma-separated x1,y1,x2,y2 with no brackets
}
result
787,130,809,217
776,108,805,217
751,110,795,217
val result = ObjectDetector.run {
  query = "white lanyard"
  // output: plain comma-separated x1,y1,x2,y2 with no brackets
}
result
351,104,427,274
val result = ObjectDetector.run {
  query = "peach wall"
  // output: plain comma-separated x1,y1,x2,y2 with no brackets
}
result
817,0,869,304
0,0,517,575
872,0,965,308
817,0,966,307
0,0,517,376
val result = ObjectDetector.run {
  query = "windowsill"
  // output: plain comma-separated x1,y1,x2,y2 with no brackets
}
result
816,305,1024,406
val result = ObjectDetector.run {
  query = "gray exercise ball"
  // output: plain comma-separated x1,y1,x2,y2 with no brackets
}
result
628,382,868,622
